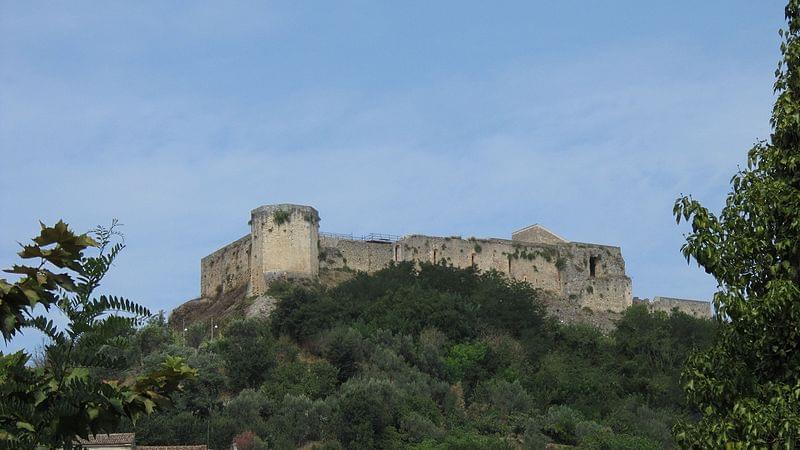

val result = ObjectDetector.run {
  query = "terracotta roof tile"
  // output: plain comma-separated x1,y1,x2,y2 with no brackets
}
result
76,432,135,445
138,446,208,450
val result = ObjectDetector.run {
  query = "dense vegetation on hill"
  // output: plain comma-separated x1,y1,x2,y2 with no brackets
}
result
113,262,714,449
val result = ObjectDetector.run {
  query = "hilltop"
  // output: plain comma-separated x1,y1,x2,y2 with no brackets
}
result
172,203,710,333
127,261,715,448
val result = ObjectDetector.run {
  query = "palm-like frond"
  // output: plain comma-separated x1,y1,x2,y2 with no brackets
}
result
0,220,195,448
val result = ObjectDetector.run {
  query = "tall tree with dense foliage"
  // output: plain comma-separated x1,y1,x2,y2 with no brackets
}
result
0,221,195,450
673,1,800,446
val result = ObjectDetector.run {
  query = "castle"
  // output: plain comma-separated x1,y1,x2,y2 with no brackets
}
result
197,204,711,318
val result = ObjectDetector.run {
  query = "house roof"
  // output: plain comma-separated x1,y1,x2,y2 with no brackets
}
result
76,432,135,445
511,224,568,243
138,446,208,450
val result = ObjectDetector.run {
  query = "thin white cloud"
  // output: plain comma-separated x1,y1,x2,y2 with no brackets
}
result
1,2,782,353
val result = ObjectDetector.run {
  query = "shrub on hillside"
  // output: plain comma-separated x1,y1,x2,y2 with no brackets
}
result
213,318,276,390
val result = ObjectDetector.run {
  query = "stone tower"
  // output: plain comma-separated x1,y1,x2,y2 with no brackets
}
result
248,204,320,296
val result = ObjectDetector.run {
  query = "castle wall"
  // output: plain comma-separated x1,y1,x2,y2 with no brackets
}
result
568,276,632,312
397,235,564,292
200,234,251,298
650,296,712,319
197,203,633,315
249,204,320,296
393,236,632,312
319,236,394,272
560,242,631,312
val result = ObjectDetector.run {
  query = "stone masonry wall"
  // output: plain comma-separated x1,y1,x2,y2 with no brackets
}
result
650,296,712,319
560,242,631,312
200,234,251,298
249,204,320,296
397,235,562,292
319,236,394,273
395,235,632,312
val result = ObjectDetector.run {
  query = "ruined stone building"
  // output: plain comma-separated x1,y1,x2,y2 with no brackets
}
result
197,204,711,318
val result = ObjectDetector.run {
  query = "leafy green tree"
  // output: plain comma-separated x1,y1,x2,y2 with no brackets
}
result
672,1,800,445
319,326,369,383
212,318,276,391
0,221,195,449
223,389,271,438
331,377,403,449
261,358,338,401
613,304,714,408
443,341,488,386
134,410,206,446
266,394,330,448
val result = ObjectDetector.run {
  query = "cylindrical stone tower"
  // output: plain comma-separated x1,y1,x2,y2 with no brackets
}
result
248,204,320,296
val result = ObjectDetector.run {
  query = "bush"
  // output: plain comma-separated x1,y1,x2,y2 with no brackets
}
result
578,429,661,449
134,410,205,445
472,379,532,425
262,358,338,400
185,321,208,348
399,412,445,444
269,263,548,343
411,430,513,449
541,405,583,445
174,350,227,413
444,341,488,384
330,378,403,449
232,431,269,450
522,419,549,450
267,394,331,448
318,326,370,383
213,319,276,391
223,389,271,437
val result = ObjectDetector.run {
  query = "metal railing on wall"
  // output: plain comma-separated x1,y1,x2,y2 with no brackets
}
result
320,231,401,243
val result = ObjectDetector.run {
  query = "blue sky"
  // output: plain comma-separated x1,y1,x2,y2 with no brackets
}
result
0,1,787,352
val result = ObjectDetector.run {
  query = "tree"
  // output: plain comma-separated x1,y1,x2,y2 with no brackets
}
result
672,2,800,446
0,221,195,449
212,319,276,391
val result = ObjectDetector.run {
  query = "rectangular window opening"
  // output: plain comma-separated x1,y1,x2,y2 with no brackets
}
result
589,256,599,277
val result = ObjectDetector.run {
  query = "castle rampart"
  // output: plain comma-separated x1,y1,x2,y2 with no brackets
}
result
319,234,394,273
200,234,250,298
197,204,708,317
649,296,712,319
